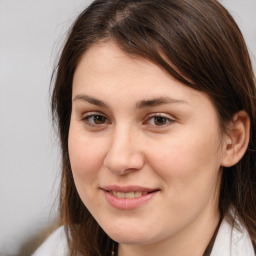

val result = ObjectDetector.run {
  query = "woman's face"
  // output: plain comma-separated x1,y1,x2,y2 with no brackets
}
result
69,42,226,252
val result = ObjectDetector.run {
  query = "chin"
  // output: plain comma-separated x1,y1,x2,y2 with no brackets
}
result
111,235,149,245
105,227,156,245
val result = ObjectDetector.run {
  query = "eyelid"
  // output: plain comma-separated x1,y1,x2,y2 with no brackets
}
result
82,111,106,117
146,112,175,121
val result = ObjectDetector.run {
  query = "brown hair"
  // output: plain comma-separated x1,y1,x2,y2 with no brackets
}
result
51,0,256,255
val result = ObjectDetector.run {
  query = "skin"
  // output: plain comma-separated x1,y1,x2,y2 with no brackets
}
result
68,41,230,256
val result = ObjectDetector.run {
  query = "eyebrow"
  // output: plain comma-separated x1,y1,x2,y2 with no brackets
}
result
73,94,108,108
136,97,188,109
72,94,188,109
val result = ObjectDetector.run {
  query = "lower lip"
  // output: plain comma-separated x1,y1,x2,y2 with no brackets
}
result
103,190,158,210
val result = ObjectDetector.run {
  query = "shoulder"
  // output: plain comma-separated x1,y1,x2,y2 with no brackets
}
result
32,226,69,256
211,216,255,256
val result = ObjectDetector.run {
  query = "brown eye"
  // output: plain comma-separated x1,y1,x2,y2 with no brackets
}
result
145,114,175,128
93,115,107,124
153,116,169,126
83,114,108,125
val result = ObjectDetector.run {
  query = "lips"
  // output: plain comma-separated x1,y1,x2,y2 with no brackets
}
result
102,185,159,210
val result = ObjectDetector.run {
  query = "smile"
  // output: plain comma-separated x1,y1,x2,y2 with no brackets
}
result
110,191,149,199
102,186,160,210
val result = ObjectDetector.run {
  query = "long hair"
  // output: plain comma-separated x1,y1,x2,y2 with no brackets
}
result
51,0,256,255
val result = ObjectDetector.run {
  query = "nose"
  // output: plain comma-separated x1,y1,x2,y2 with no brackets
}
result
104,126,145,175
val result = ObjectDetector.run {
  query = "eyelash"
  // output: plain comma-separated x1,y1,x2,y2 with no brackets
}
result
81,112,175,128
81,112,110,127
144,113,175,127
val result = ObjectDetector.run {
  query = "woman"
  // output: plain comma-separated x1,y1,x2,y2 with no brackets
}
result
33,0,256,255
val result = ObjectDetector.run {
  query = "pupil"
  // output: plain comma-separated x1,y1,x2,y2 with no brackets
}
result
94,115,105,124
154,117,166,125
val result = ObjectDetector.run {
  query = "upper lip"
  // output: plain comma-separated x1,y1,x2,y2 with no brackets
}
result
101,185,159,193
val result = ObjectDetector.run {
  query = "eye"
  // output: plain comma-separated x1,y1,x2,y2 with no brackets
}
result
145,114,175,127
153,116,169,126
82,113,109,126
90,115,107,124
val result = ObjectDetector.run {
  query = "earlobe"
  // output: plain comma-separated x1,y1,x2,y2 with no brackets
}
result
221,111,250,167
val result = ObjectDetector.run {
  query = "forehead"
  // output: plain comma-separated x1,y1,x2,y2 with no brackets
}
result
74,42,163,82
72,41,217,114
74,42,192,97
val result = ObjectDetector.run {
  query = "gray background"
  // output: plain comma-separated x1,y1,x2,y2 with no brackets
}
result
0,0,255,255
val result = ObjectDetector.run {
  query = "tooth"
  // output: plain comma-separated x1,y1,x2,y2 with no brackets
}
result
126,192,135,199
116,192,125,199
134,192,143,197
113,191,148,199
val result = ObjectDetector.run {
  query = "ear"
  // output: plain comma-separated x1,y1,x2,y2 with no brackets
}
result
221,110,250,167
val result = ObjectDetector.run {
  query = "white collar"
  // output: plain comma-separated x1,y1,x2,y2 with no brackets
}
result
210,217,255,256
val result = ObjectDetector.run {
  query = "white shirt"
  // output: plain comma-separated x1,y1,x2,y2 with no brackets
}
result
211,217,255,256
32,227,69,256
32,218,255,256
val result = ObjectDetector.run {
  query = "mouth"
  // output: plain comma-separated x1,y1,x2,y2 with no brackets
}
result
109,190,154,199
102,186,160,210
101,185,160,209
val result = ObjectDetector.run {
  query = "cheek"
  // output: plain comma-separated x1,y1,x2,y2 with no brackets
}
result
148,126,222,199
68,131,109,211
145,131,222,231
68,128,107,187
